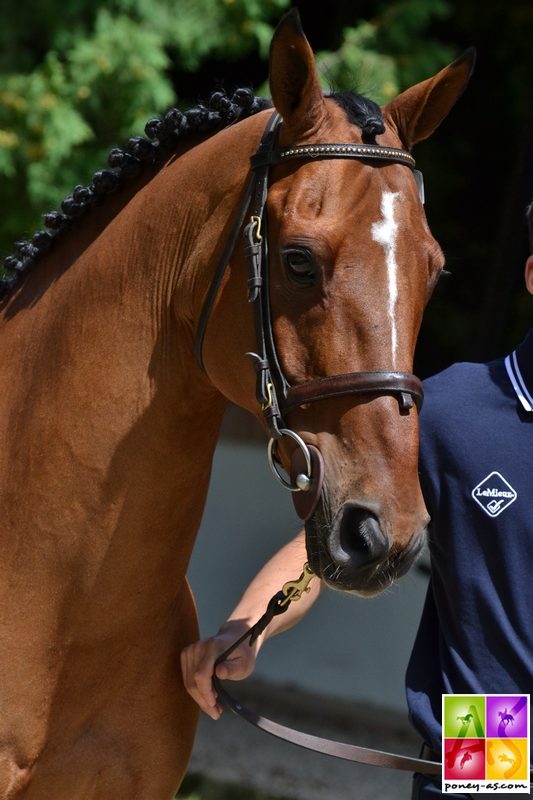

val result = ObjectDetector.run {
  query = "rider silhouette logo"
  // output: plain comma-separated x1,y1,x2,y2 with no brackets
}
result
471,471,517,517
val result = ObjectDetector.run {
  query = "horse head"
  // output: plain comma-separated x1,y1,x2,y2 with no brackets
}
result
199,11,474,596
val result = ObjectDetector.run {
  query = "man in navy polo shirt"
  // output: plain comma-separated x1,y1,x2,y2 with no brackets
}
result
406,204,533,799
181,203,533,797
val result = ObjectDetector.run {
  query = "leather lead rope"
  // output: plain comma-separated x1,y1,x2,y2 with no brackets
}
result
213,564,442,776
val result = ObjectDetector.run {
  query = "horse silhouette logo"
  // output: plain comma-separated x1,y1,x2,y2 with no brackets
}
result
498,708,515,727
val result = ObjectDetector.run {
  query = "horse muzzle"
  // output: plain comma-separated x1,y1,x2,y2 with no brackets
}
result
305,500,427,595
329,502,391,570
267,431,427,593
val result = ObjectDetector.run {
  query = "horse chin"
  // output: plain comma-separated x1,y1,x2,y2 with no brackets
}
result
304,515,426,596
307,556,395,597
324,571,394,598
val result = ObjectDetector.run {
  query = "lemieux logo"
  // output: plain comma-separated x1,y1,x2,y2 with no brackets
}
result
471,471,517,518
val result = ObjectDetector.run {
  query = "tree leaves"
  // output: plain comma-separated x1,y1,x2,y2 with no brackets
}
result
0,0,453,258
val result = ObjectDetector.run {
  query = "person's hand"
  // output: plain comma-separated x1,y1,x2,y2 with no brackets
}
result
181,622,259,720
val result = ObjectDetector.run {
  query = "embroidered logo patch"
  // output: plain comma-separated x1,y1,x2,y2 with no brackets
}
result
471,471,517,517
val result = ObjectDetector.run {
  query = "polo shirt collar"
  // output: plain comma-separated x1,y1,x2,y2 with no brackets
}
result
505,327,533,412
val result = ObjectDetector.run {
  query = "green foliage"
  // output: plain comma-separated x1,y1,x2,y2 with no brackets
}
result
0,9,173,212
316,0,455,103
0,0,455,258
374,0,455,90
113,0,291,68
316,23,399,103
0,1,291,255
0,6,175,247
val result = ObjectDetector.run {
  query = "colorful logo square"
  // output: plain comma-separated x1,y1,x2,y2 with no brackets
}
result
486,695,529,738
486,738,529,781
444,737,485,780
442,694,530,794
443,694,485,738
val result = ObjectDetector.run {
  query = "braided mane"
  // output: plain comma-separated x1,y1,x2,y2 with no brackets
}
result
1,88,383,300
0,89,271,300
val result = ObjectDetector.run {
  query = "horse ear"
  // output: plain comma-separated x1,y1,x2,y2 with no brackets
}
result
383,48,476,149
268,9,327,138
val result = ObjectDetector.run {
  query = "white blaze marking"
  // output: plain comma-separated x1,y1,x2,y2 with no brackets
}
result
371,191,400,361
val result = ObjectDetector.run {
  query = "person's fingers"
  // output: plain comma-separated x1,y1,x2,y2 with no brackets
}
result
215,647,255,681
181,635,258,719
181,640,223,720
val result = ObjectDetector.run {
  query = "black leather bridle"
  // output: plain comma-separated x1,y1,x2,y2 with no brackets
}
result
196,115,440,775
195,111,425,519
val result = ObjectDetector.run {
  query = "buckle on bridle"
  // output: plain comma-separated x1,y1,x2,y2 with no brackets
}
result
261,381,274,412
249,215,262,241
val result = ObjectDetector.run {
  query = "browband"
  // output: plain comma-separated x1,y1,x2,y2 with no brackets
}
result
252,142,416,170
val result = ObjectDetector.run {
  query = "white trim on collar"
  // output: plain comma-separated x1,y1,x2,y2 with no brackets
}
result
505,351,533,412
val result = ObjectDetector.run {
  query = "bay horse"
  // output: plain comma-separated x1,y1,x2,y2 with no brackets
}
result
0,10,473,799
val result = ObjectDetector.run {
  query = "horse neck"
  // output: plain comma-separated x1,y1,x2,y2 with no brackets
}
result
0,116,270,564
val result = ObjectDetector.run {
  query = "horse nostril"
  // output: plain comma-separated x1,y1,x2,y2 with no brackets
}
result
330,504,389,569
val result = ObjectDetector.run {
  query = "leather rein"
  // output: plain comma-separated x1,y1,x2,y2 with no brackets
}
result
212,563,441,776
195,111,425,521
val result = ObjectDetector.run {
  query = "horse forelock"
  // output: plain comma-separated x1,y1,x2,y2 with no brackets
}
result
0,89,272,304
328,90,385,140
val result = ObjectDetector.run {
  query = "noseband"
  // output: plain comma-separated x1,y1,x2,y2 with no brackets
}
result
195,112,424,519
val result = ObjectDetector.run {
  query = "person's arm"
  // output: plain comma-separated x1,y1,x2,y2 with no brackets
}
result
181,529,322,719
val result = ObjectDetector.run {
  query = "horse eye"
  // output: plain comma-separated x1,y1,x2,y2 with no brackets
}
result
282,248,316,285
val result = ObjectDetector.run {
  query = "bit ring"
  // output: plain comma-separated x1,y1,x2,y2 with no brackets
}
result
267,428,312,492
